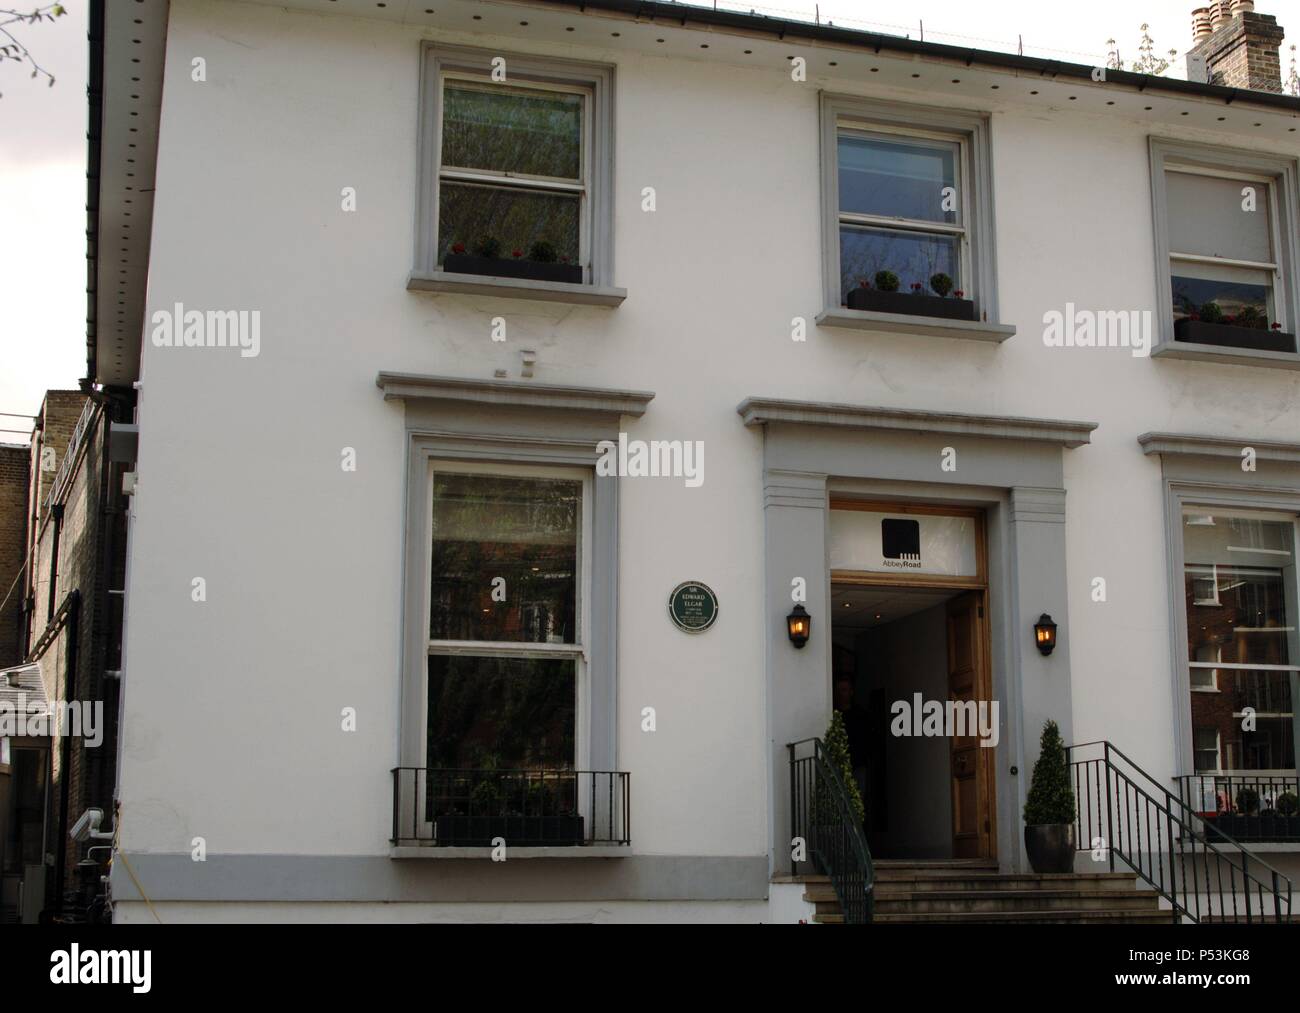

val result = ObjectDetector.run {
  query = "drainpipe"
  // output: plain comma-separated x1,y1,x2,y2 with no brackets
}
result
47,505,63,624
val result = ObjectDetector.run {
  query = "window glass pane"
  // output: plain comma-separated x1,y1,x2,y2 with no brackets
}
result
1166,170,1272,263
425,654,575,770
442,83,582,179
838,133,958,223
839,225,957,304
1193,729,1219,772
430,472,580,643
438,182,580,269
436,182,579,267
1183,513,1297,773
1172,262,1273,325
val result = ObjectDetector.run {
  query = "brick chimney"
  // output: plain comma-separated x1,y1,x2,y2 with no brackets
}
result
1188,1,1286,92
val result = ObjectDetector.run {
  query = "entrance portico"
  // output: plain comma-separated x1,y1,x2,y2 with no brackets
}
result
737,398,1097,876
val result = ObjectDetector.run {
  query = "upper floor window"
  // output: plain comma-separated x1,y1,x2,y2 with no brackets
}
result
837,128,967,309
1150,140,1300,365
415,45,616,299
437,78,589,281
819,95,1003,338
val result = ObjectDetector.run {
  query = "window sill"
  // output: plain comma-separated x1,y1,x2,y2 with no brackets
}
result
1151,340,1300,370
816,307,1016,343
407,270,627,307
390,845,630,860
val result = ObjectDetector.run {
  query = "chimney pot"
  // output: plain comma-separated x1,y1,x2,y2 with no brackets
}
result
1192,6,1214,39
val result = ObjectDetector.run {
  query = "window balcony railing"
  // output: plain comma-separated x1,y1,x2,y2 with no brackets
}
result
1176,773,1300,843
390,768,630,848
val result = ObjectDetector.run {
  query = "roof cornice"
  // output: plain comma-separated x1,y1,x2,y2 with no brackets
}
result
529,0,1300,114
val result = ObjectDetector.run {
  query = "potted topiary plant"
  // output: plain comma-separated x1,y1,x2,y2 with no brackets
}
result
1174,300,1294,353
442,235,583,284
845,268,977,321
811,711,866,855
1022,720,1077,873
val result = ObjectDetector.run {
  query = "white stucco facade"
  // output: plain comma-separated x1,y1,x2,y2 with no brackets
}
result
109,0,1300,922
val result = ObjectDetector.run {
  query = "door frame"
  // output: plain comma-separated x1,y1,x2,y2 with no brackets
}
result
828,499,998,861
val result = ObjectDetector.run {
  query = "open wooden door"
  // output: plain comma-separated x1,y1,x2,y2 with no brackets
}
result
946,591,996,859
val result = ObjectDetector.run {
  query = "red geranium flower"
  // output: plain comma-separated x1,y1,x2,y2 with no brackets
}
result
512,249,523,258
451,242,466,254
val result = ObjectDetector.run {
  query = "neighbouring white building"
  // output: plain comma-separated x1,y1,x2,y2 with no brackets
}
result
90,0,1300,923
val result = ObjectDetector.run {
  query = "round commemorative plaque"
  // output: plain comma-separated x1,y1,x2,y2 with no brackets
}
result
667,581,719,634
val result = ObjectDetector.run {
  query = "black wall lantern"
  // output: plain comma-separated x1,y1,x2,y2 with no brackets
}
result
1034,613,1058,656
787,604,811,648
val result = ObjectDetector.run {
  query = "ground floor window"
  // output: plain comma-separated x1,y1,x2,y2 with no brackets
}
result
1181,510,1298,814
420,463,591,839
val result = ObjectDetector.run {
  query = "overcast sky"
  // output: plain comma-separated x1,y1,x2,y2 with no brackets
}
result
0,1,1261,442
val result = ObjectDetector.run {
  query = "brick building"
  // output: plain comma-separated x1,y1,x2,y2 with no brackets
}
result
0,389,134,922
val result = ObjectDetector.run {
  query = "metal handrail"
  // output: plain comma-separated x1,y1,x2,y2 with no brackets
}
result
788,737,875,923
1068,741,1292,924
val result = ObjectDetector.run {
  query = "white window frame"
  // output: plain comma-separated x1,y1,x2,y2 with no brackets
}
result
419,459,594,836
1180,505,1299,777
436,73,594,278
415,44,616,291
1193,727,1222,773
1148,138,1300,368
819,93,1001,328
834,121,971,294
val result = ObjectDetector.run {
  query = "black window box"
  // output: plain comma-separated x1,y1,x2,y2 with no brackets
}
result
1174,318,1296,354
1203,813,1300,843
443,253,584,286
846,287,977,322
434,814,585,847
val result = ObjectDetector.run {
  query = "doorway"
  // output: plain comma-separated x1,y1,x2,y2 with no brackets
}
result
829,503,997,861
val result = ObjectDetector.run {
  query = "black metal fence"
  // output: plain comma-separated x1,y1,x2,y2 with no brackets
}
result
1175,774,1300,843
390,768,629,847
1069,741,1292,924
788,738,874,923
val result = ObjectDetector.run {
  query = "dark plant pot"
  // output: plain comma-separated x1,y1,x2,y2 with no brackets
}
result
1023,823,1075,873
846,287,977,321
434,814,584,847
443,253,583,285
1202,814,1230,843
1174,318,1295,353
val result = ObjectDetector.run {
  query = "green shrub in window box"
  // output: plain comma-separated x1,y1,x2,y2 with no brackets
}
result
846,272,977,321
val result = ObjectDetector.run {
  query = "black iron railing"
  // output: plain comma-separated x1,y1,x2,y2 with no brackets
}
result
390,768,629,847
788,738,874,923
1175,774,1300,843
1069,741,1292,924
